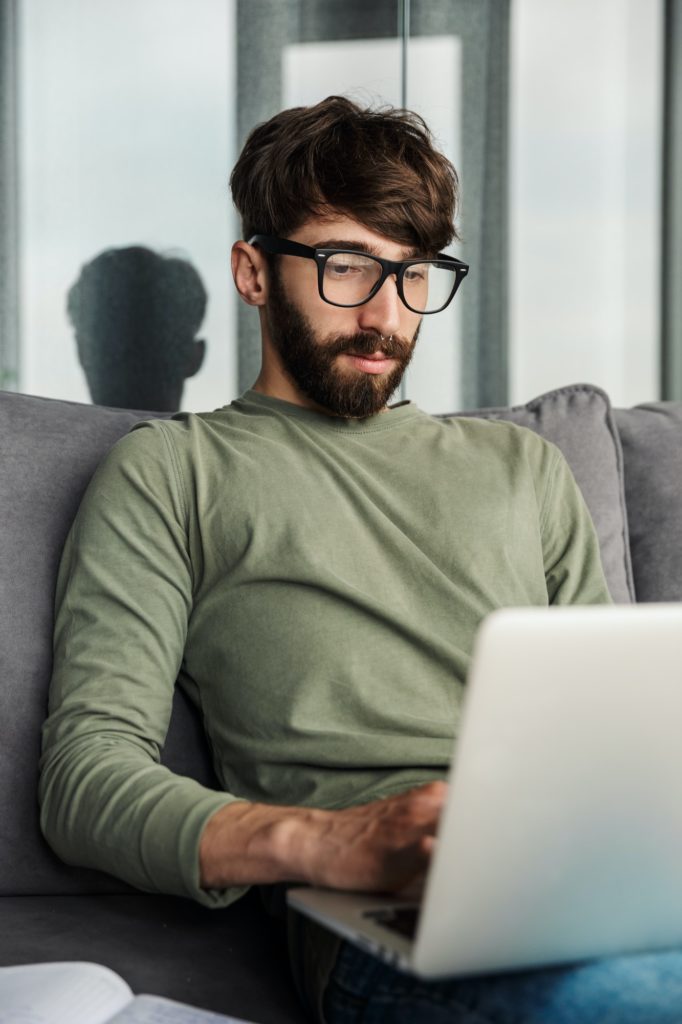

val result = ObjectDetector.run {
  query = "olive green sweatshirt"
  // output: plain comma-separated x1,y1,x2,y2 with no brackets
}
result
39,391,611,908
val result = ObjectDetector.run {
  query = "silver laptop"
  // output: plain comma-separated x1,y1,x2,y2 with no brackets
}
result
287,603,682,978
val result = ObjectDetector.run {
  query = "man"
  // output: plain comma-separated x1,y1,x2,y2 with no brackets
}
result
67,245,207,411
39,97,681,1023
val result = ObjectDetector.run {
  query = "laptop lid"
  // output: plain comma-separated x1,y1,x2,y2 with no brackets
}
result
289,604,682,978
413,603,682,977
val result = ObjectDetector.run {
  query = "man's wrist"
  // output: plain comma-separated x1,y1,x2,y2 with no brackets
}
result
265,803,329,885
198,799,329,889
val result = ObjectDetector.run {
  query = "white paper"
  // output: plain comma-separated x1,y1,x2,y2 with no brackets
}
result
108,993,253,1023
0,964,256,1024
0,962,132,1024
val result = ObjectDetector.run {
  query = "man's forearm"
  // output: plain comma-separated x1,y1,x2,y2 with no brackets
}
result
199,781,447,894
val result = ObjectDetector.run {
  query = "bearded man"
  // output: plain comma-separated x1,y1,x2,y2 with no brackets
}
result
41,97,681,1023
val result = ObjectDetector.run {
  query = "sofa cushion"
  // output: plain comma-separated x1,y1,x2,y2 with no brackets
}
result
0,891,304,1023
451,383,635,604
615,403,682,602
0,391,217,896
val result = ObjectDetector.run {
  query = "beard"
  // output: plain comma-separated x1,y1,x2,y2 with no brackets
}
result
266,272,419,419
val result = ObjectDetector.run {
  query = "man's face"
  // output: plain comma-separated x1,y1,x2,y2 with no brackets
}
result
263,216,423,418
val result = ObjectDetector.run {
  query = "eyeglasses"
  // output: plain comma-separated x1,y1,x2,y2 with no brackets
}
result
249,235,469,315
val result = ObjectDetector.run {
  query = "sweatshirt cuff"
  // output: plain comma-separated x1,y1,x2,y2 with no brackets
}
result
139,780,249,908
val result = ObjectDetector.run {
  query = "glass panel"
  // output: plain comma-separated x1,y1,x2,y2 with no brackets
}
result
663,0,682,400
0,0,19,392
399,32,463,410
18,0,236,411
10,0,663,413
408,0,510,410
12,0,506,414
510,0,663,406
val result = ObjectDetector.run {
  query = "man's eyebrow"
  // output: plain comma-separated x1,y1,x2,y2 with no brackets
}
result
312,238,420,260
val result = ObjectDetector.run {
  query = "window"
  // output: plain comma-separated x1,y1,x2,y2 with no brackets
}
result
1,0,669,413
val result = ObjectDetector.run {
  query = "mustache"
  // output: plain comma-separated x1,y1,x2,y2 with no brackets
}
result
324,331,413,360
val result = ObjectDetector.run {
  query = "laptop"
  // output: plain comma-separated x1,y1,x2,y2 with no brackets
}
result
287,603,682,978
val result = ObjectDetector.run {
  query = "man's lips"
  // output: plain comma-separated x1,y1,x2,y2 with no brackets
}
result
342,351,396,375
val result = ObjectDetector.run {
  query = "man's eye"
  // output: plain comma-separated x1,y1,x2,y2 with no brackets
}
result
326,262,367,277
404,268,427,282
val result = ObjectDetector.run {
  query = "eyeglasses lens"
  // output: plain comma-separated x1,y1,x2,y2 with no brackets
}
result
323,253,381,306
403,262,458,314
322,253,457,313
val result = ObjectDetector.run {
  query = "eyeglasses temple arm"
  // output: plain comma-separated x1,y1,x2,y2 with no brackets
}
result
248,235,316,259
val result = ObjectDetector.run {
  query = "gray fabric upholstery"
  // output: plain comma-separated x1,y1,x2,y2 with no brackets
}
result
0,892,302,1024
0,390,304,1020
452,383,635,604
0,391,217,897
615,403,682,602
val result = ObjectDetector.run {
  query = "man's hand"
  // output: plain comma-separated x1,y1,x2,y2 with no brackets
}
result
296,781,446,892
200,781,447,894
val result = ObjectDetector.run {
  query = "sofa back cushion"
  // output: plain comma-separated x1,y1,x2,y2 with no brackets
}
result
452,383,634,604
615,403,682,602
0,392,218,895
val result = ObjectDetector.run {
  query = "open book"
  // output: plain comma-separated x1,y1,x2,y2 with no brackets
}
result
0,962,258,1024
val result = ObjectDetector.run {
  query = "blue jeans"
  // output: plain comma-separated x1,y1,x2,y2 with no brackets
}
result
321,939,682,1023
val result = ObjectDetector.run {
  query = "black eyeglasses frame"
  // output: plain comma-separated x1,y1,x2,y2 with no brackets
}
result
248,234,469,314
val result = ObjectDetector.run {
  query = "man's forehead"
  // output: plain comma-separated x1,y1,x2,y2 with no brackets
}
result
292,215,418,259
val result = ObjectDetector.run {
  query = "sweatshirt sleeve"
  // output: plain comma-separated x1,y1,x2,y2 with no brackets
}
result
39,421,245,908
539,444,614,607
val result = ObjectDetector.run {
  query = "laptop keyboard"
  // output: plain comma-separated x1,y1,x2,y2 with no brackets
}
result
363,906,419,940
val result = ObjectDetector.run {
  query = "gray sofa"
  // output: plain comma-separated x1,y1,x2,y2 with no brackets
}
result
1,383,680,1023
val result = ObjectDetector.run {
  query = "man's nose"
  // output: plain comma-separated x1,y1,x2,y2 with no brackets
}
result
356,275,402,339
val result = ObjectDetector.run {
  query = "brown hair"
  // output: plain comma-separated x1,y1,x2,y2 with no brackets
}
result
230,95,459,254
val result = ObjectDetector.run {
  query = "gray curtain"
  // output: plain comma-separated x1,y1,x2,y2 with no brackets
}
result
663,0,682,401
234,0,510,407
0,0,19,392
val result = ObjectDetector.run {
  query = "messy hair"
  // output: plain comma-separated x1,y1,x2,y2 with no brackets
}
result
230,95,459,254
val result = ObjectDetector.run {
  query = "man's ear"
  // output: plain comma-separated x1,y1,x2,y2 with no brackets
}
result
231,241,269,307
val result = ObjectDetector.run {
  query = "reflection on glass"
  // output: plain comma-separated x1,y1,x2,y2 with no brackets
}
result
66,246,207,411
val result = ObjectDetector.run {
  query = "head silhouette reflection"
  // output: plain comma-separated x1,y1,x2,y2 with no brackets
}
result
67,246,207,411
